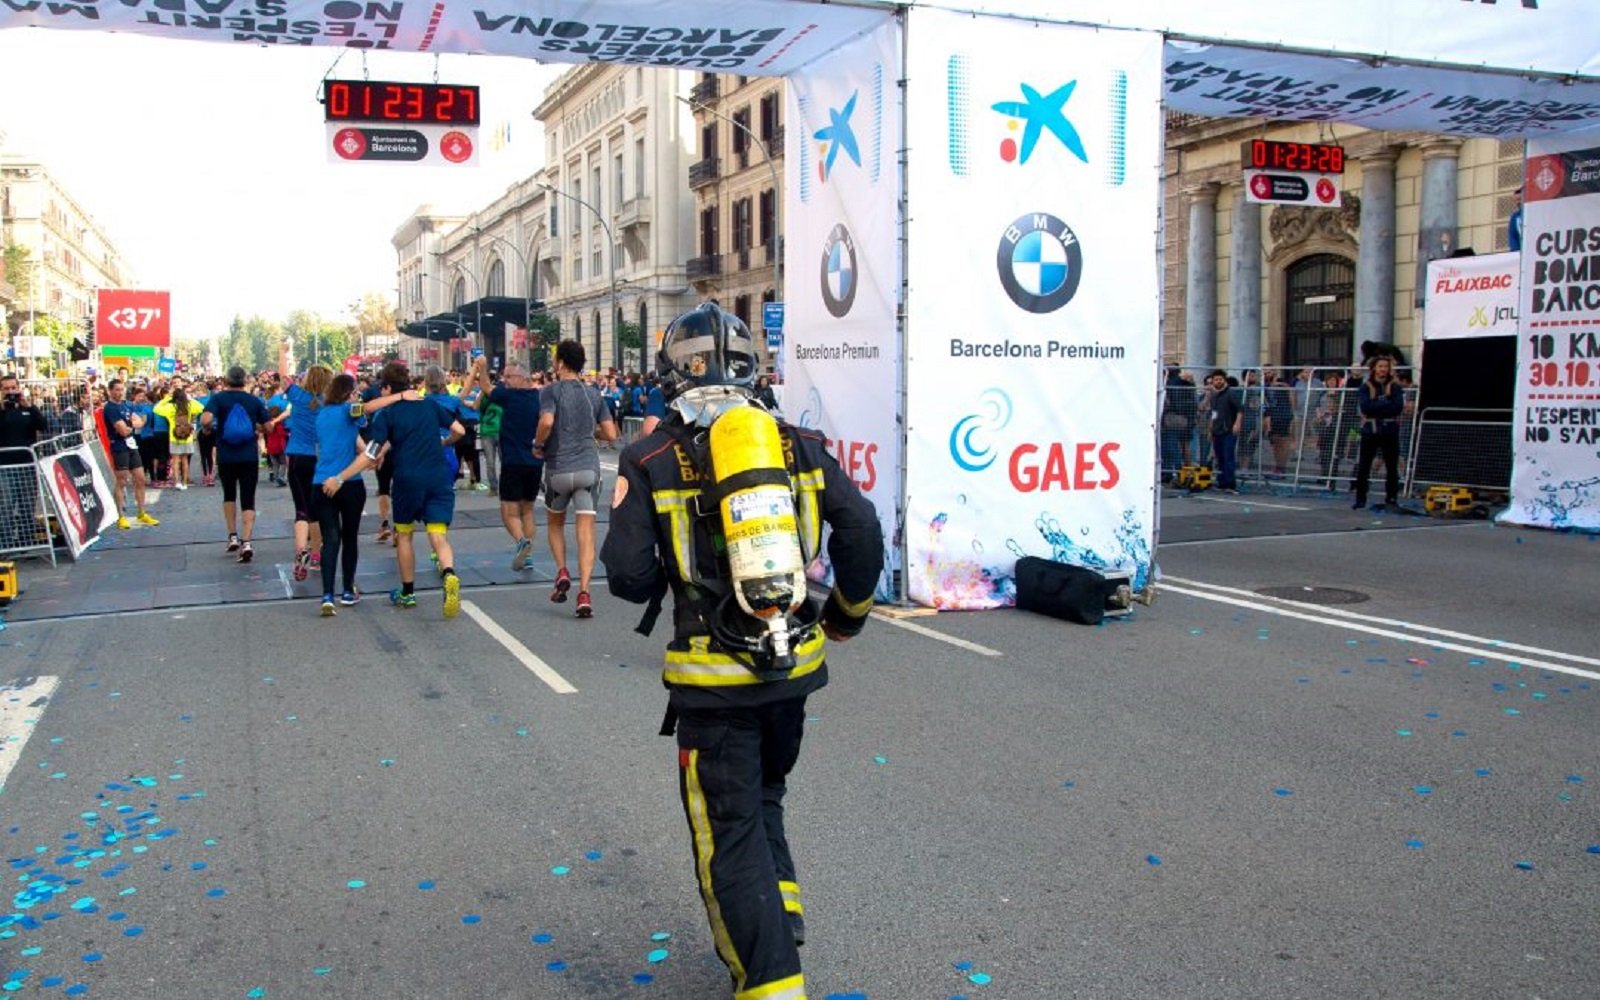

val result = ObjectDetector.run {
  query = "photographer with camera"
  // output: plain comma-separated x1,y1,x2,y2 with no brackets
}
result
1,374,50,549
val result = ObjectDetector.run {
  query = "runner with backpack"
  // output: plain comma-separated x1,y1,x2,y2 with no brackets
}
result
201,365,270,563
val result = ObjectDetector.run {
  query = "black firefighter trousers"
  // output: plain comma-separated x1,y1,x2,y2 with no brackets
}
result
675,697,809,999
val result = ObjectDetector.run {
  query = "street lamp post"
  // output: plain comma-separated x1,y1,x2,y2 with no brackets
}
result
538,181,619,372
470,225,535,367
678,95,781,304
428,257,483,369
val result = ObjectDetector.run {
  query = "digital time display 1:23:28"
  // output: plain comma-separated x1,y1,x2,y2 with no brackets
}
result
323,80,480,126
1241,139,1345,175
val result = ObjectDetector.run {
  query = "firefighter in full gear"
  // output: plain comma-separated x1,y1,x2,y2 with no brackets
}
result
601,303,883,1000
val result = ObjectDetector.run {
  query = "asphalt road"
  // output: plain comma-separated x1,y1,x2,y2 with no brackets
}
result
0,483,1595,999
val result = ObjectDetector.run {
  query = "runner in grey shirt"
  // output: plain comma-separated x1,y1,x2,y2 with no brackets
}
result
532,339,618,618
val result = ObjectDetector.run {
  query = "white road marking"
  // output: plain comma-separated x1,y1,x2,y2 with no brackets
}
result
276,564,295,599
0,676,60,793
1158,521,1484,547
1181,494,1312,511
871,613,1003,658
1160,580,1600,681
1164,574,1600,668
461,600,579,694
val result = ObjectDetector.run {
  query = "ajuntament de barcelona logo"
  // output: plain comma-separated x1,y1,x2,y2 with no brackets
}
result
996,212,1082,313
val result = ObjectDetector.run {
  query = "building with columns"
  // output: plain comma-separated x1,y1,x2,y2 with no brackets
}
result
1164,116,1522,373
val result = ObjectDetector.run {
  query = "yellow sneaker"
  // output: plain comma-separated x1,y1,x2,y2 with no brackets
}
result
136,512,160,526
116,516,131,530
442,572,460,619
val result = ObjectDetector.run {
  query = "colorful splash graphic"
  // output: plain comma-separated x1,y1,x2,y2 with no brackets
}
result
911,501,1151,609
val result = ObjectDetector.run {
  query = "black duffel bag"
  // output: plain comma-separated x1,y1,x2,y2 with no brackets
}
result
1014,556,1122,626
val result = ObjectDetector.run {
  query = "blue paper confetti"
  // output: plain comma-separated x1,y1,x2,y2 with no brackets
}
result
1515,860,1536,871
1272,788,1293,797
1146,854,1162,866
461,914,481,925
531,933,554,944
546,961,567,972
647,948,669,963
650,932,670,942
1405,839,1425,850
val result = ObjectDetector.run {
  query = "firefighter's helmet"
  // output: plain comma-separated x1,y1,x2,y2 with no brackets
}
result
657,303,758,398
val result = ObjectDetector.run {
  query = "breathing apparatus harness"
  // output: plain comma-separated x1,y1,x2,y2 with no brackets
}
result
633,385,822,684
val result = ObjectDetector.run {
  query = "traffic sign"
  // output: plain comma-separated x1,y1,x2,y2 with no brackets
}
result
763,301,785,332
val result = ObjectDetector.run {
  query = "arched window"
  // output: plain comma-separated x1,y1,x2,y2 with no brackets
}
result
451,278,467,309
486,258,506,297
1283,254,1355,369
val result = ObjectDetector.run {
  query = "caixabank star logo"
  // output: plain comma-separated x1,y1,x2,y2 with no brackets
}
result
996,212,1083,314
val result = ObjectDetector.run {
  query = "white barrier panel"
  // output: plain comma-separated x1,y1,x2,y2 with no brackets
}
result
1423,252,1519,343
903,13,1163,609
1502,135,1600,532
783,18,902,601
37,441,118,558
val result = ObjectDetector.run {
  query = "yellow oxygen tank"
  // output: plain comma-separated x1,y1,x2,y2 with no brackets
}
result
709,404,806,661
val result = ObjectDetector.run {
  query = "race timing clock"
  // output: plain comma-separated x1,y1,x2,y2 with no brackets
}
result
1241,139,1345,175
322,79,480,126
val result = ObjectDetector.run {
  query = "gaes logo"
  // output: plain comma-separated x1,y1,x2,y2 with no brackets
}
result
991,81,1087,165
996,212,1083,314
948,388,1013,472
813,91,862,182
820,224,858,318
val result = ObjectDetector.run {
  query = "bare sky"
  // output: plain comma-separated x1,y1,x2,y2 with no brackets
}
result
0,29,565,339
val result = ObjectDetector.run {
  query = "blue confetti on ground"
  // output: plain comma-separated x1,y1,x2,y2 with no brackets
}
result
1413,786,1432,795
1146,854,1162,866
633,973,654,985
1586,845,1600,855
1515,860,1536,871
531,933,553,944
461,914,481,925
347,880,365,890
1272,788,1293,797
650,932,670,942
1405,839,1425,849
585,851,603,861
647,948,669,963
417,880,436,891
550,866,570,876
546,961,567,972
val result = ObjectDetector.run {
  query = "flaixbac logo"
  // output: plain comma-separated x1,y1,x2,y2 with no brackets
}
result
996,212,1083,314
820,224,858,318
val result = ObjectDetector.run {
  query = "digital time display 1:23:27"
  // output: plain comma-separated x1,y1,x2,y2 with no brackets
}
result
323,80,480,126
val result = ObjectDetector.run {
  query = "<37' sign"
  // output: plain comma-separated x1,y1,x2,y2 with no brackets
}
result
96,289,171,347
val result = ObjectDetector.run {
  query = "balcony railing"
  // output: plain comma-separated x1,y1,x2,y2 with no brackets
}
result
763,236,784,265
690,77,720,104
759,125,785,155
617,197,652,230
687,254,722,280
689,157,721,190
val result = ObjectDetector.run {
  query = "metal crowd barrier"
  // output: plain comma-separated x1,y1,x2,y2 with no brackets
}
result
1405,408,1514,496
1161,369,1423,498
0,431,103,567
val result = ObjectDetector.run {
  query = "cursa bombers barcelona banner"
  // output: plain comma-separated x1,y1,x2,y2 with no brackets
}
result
783,18,902,601
1501,135,1600,533
903,13,1163,609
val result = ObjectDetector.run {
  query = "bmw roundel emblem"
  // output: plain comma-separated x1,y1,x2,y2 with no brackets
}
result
996,212,1083,313
820,223,858,318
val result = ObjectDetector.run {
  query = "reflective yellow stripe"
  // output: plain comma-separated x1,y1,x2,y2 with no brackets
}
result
830,586,874,618
685,748,746,987
736,973,806,1000
652,488,701,583
793,470,823,563
779,879,803,915
663,632,825,687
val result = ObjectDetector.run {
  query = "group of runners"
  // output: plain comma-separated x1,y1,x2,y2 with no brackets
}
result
183,343,618,619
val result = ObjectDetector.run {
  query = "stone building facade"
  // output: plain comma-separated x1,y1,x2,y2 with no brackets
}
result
1164,115,1523,373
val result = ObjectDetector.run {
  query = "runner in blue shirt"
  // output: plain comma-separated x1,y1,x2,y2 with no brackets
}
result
328,362,464,617
461,356,542,571
272,367,333,582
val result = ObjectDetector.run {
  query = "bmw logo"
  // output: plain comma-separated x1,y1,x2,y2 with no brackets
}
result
820,223,858,318
996,212,1083,313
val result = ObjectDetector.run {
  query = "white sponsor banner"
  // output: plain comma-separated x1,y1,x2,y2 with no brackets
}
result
1502,136,1600,532
1164,43,1600,140
1423,253,1519,342
0,1,889,76
783,19,901,601
903,12,1163,609
914,0,1600,81
37,444,118,558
